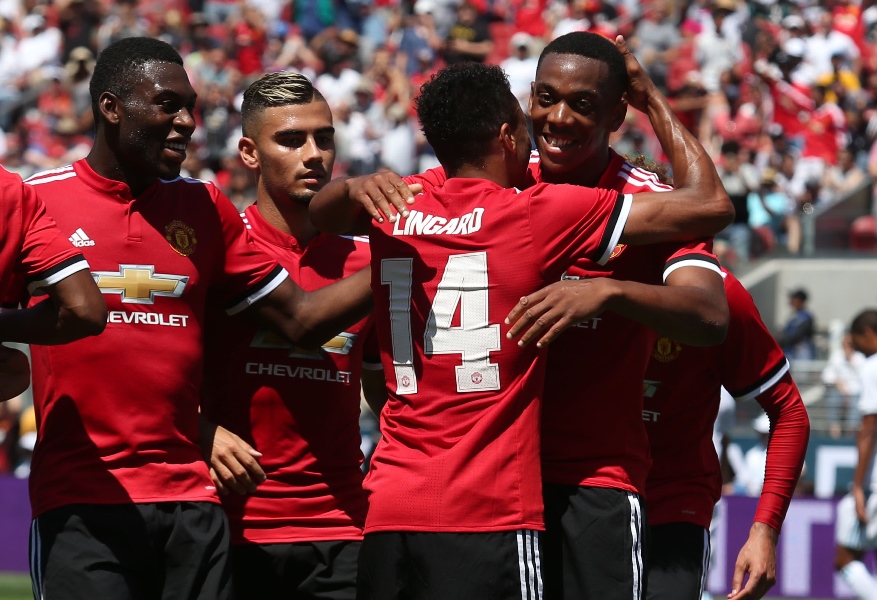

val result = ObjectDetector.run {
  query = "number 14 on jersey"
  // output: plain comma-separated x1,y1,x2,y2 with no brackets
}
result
381,251,502,395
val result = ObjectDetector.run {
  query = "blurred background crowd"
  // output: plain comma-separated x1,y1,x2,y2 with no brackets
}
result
0,0,876,270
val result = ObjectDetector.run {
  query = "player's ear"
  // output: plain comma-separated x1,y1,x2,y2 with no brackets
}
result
238,137,259,170
99,92,121,125
610,96,629,133
500,121,516,154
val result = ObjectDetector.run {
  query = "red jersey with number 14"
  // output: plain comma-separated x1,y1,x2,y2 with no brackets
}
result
25,160,287,518
202,204,376,545
365,177,631,533
0,167,88,302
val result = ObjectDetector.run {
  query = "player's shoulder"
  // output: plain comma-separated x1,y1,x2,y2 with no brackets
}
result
616,160,673,194
25,164,77,188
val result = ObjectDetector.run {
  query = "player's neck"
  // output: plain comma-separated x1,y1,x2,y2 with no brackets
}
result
543,152,610,188
451,154,519,188
86,146,156,198
257,194,318,246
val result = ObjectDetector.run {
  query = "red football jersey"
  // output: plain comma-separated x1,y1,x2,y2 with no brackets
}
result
24,160,287,518
537,150,721,495
365,177,631,533
643,271,793,529
201,204,377,545
0,167,88,302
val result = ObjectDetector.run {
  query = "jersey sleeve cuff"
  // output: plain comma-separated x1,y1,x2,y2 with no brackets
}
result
225,265,289,316
25,255,90,296
595,193,633,265
728,359,790,402
662,254,723,283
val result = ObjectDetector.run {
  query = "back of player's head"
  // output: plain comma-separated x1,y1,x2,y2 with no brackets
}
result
90,37,184,123
241,72,326,138
851,309,877,335
537,32,628,101
415,62,521,172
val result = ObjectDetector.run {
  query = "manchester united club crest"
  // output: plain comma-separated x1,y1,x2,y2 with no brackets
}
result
165,220,197,256
652,337,682,363
609,244,627,260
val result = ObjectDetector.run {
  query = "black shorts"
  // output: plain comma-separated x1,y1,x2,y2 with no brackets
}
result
231,540,360,599
357,530,543,600
542,484,647,600
30,502,232,600
645,522,710,600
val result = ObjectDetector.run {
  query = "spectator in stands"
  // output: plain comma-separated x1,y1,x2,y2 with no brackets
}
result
501,32,538,112
747,167,792,253
778,288,817,360
805,8,861,81
716,140,758,267
823,146,867,205
822,332,866,438
630,0,680,93
443,2,492,64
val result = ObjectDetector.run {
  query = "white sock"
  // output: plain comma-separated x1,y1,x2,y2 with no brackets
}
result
842,561,877,600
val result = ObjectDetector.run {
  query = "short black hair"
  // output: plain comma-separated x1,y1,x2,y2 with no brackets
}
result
537,32,628,102
789,288,808,302
851,309,877,335
90,37,184,124
415,62,520,172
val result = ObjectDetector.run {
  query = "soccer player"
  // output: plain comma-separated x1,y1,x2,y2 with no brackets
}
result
310,53,729,599
834,309,877,600
424,33,732,600
22,38,372,600
200,72,384,599
0,169,107,400
642,268,809,600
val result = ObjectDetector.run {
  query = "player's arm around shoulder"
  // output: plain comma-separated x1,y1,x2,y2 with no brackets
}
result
249,266,374,350
310,172,423,235
504,242,728,348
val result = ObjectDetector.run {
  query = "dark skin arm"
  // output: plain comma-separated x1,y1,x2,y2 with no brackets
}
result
0,345,30,401
613,35,733,244
0,269,107,345
310,175,422,236
361,367,388,417
248,266,373,350
505,264,728,348
198,414,266,495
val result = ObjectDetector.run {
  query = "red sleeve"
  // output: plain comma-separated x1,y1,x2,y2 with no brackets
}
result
719,272,789,399
754,373,810,531
528,183,631,277
17,176,89,294
209,187,287,315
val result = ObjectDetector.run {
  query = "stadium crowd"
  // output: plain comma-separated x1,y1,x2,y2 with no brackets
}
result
0,0,875,266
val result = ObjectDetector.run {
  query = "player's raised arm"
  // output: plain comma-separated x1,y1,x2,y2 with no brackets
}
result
613,35,734,245
310,173,422,235
247,266,374,350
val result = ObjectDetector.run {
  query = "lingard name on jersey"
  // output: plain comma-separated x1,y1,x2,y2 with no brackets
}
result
392,208,484,236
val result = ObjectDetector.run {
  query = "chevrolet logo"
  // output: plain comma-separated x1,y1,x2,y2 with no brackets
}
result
93,265,188,304
251,328,356,359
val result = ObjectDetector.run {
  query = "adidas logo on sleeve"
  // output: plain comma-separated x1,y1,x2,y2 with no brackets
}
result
69,228,95,247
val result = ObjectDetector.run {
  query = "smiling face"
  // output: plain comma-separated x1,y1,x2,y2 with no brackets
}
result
111,61,197,187
245,99,335,205
528,52,626,186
